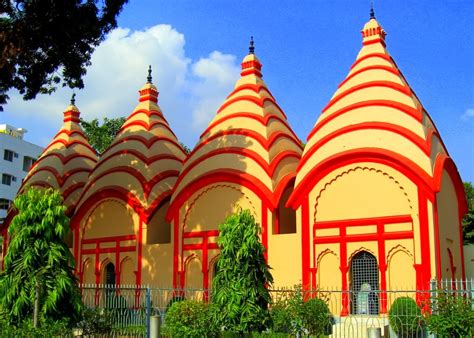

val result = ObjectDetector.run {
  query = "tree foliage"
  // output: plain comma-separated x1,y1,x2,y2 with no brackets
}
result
462,181,474,244
0,0,128,111
80,116,126,155
0,187,82,326
211,209,273,333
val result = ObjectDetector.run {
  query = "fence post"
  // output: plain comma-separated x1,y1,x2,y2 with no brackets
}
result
146,287,151,338
430,279,437,314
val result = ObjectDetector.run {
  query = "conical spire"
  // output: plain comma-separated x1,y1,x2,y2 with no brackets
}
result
361,8,386,45
240,37,262,78
139,65,159,103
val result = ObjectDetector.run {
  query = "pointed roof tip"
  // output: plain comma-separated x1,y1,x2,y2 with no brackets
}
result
249,36,255,55
70,93,76,106
147,65,152,83
370,1,376,19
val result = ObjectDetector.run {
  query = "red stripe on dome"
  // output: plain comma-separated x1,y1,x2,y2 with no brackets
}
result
226,84,276,101
299,122,434,172
350,53,392,70
217,95,288,119
107,135,185,157
98,149,184,169
362,38,386,47
43,139,96,155
200,112,299,142
120,120,174,135
288,148,435,209
338,65,400,88
22,166,90,189
168,169,276,216
29,153,97,172
61,182,86,202
186,129,302,164
323,81,412,113
307,100,423,142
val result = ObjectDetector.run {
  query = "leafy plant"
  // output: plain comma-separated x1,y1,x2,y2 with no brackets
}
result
0,187,83,326
80,117,126,155
388,297,423,337
301,298,333,336
426,291,474,337
75,308,112,335
211,209,274,333
163,300,217,337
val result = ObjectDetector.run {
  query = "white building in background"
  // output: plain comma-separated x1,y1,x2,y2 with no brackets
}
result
0,124,43,222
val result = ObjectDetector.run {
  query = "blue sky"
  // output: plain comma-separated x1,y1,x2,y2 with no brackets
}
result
4,1,474,182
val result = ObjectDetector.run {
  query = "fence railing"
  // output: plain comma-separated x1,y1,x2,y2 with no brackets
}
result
79,278,474,337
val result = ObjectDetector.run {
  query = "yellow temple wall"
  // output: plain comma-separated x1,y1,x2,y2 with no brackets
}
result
436,169,463,279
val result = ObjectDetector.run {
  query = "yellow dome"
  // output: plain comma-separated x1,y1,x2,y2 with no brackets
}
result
19,100,98,213
74,73,186,219
169,42,303,211
289,15,458,207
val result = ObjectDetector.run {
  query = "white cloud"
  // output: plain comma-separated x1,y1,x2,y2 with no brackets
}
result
3,24,240,147
461,108,474,121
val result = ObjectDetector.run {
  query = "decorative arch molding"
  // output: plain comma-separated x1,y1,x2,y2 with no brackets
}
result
316,248,339,266
182,184,257,232
347,247,377,264
313,166,413,221
386,244,414,265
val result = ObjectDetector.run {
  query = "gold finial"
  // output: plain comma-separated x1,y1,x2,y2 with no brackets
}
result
70,93,76,105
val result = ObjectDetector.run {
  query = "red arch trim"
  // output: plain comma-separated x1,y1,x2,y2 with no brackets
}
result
119,119,175,136
22,166,91,189
307,100,423,142
323,81,413,113
53,129,86,139
338,65,400,88
200,112,299,142
168,169,276,219
299,122,436,172
274,174,296,203
124,108,164,121
288,148,435,208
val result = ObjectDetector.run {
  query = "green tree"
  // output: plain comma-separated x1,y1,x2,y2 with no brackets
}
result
0,0,128,111
0,187,82,326
462,182,474,244
180,142,191,155
80,116,126,155
211,209,273,333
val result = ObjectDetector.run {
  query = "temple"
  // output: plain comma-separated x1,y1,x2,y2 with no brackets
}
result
0,13,467,315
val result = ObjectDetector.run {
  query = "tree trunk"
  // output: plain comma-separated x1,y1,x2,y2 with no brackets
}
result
33,280,40,328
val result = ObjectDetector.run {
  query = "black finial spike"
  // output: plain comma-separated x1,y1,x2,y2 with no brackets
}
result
370,1,376,19
249,36,255,54
147,65,152,83
71,93,76,106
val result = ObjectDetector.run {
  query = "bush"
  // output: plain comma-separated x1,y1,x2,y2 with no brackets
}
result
0,318,71,337
426,291,474,337
163,300,218,337
389,297,423,337
301,298,333,336
75,308,112,335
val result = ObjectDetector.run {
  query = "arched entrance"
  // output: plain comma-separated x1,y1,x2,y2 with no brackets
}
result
350,251,379,315
104,262,116,285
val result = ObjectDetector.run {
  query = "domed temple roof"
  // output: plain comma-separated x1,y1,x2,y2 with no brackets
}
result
289,15,460,207
170,39,303,210
75,68,186,218
19,96,98,213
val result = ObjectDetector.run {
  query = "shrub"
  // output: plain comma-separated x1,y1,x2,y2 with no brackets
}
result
163,300,218,337
75,308,112,335
301,298,333,336
270,299,293,334
426,291,474,337
389,297,423,337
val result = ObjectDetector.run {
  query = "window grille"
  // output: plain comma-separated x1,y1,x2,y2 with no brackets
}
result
3,149,13,162
0,199,11,210
2,174,12,186
23,156,35,172
350,251,379,315
105,262,116,285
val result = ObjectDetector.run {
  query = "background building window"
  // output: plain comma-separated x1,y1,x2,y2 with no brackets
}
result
23,156,35,172
2,174,12,186
3,149,13,162
0,199,11,210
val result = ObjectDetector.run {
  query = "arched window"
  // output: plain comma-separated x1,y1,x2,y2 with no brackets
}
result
104,262,116,286
273,185,296,234
350,251,379,315
147,198,172,244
